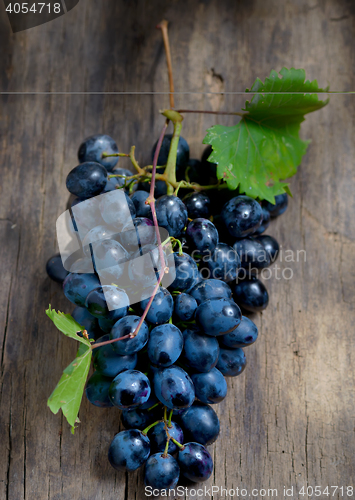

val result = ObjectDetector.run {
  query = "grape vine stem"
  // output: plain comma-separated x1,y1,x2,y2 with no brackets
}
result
157,20,175,109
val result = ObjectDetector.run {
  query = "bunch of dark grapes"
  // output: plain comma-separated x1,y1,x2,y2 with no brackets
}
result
46,133,288,491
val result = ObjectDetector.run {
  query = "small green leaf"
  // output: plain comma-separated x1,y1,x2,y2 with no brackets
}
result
48,344,92,433
46,305,93,346
203,68,329,203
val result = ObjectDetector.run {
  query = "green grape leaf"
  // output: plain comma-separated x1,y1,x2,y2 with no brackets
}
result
203,68,329,203
46,306,93,433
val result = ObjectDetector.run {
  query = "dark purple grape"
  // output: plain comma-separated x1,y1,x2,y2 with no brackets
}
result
168,252,199,292
108,429,150,471
221,195,263,238
86,371,113,408
121,408,159,430
156,195,188,238
195,297,241,337
178,442,213,482
233,238,271,269
186,218,219,255
263,193,288,217
191,367,227,404
183,192,211,219
46,254,69,283
78,134,119,171
174,293,198,322
85,286,129,322
206,243,241,282
66,162,108,199
140,287,173,326
255,235,280,262
149,421,184,454
93,339,137,378
110,315,149,355
182,328,219,373
72,306,100,340
254,207,271,235
217,347,246,377
63,272,101,307
109,369,151,409
189,279,232,305
180,402,220,446
147,324,183,367
131,190,152,219
154,365,195,409
219,315,258,348
234,276,269,312
120,217,156,252
144,453,180,490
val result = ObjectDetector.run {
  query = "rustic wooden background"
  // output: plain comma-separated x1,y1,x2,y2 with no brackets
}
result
0,0,354,499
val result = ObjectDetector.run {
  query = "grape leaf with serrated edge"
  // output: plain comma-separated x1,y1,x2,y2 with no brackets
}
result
46,306,93,433
203,68,329,203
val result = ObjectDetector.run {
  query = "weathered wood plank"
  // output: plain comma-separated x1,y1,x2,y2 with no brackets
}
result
0,0,354,499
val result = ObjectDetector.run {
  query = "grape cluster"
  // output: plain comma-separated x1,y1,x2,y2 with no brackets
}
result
46,133,288,491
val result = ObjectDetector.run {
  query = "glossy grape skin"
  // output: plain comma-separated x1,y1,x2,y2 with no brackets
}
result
131,190,152,219
263,193,288,217
154,365,195,409
174,293,198,322
217,347,247,377
206,243,241,282
189,279,232,305
46,254,69,283
140,287,173,326
178,442,213,482
99,190,136,228
152,134,189,171
66,162,108,199
196,298,241,337
78,134,119,171
85,286,129,323
109,369,151,409
255,235,280,262
121,407,159,430
149,421,184,454
221,195,263,238
110,316,149,355
191,367,227,404
85,371,113,408
108,429,150,471
180,402,220,446
147,324,183,367
254,207,271,235
182,328,219,373
183,192,211,219
72,306,100,340
233,238,271,270
63,272,101,307
168,252,199,292
93,341,137,378
186,218,219,255
234,277,269,312
156,195,188,238
219,315,258,348
144,453,180,491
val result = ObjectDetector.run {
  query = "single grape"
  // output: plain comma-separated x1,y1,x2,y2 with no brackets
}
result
221,195,263,238
110,315,149,355
93,341,137,378
217,347,247,377
189,279,232,305
180,402,220,446
131,190,152,219
196,297,241,337
263,193,288,217
66,162,108,199
234,276,269,312
78,134,119,171
233,238,271,269
63,272,101,307
219,315,258,348
206,243,241,281
147,324,184,367
85,371,113,408
255,235,280,262
72,306,100,340
144,453,180,491
183,192,211,219
90,239,129,281
186,218,219,255
152,134,189,171
109,369,151,409
149,421,184,454
174,293,198,322
108,429,150,471
85,286,129,323
101,175,120,193
182,328,219,373
178,442,213,482
140,287,173,326
191,367,227,404
121,407,159,430
156,195,188,238
99,190,136,229
46,254,69,284
154,365,195,409
254,207,271,235
167,252,199,292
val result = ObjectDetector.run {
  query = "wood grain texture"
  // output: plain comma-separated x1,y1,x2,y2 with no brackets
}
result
0,0,354,499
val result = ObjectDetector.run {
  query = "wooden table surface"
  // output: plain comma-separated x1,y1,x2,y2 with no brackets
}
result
0,1,354,499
